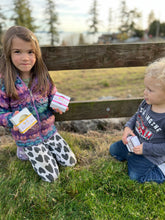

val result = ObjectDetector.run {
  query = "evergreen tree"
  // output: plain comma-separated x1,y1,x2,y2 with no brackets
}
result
78,33,86,45
148,20,161,37
12,0,36,32
118,0,141,37
160,23,165,37
148,10,155,29
148,20,165,37
107,8,113,33
119,0,128,33
45,0,59,46
87,0,100,35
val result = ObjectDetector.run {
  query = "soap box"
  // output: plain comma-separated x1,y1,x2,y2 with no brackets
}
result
50,92,70,112
126,136,140,152
10,107,37,134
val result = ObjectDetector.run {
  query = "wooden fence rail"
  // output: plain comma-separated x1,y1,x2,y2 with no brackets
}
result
55,98,143,121
40,43,165,70
42,42,165,121
1,42,165,121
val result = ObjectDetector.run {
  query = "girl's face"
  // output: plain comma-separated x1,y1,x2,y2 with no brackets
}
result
144,76,165,111
11,37,36,78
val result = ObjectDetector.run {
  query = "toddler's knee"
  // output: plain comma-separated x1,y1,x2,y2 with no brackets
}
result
109,143,116,156
129,171,139,181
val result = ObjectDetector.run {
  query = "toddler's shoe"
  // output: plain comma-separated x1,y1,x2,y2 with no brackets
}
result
17,147,29,160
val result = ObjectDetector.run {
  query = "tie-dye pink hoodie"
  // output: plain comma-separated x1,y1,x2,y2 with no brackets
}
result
0,74,57,147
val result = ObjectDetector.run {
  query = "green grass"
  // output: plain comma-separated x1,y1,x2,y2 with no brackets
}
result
1,67,165,219
51,67,145,101
1,131,165,219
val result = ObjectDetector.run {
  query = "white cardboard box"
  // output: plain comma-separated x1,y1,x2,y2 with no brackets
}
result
10,107,37,134
126,136,140,152
50,92,70,112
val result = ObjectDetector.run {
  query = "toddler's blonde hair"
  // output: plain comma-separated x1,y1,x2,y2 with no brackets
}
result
145,58,165,89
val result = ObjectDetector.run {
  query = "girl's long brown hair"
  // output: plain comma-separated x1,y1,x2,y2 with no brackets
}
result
0,26,54,99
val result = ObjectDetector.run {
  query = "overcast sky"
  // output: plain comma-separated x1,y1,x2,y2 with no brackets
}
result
1,0,165,33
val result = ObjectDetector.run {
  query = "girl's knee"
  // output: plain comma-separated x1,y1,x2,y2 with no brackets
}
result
41,166,60,182
59,154,77,167
68,156,77,167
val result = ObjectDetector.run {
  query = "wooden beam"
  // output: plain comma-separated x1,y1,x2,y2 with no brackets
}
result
55,98,143,121
1,43,165,70
40,43,165,70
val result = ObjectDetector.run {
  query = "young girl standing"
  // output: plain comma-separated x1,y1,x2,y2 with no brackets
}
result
0,26,77,182
109,58,165,184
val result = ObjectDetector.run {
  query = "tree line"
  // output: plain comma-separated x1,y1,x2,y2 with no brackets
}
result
0,0,164,46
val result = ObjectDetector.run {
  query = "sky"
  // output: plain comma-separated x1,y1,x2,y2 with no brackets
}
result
1,0,165,32
1,0,165,44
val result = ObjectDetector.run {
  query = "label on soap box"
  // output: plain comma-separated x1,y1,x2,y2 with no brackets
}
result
50,92,70,112
10,107,37,134
126,136,140,152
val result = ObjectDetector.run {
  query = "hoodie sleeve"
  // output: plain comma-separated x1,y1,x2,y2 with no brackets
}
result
143,142,165,157
125,113,137,130
0,87,14,128
48,81,57,103
125,100,145,130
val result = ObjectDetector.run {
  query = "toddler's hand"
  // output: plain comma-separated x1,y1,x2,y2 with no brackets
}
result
122,127,135,145
133,144,143,155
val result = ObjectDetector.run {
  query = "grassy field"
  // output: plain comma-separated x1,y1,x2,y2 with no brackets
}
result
1,67,165,220
51,67,145,101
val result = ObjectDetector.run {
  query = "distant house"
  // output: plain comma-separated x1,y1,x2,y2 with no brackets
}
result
124,37,140,43
98,34,112,44
98,33,143,44
98,33,118,44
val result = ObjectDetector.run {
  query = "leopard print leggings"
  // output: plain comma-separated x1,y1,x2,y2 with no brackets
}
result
24,132,77,182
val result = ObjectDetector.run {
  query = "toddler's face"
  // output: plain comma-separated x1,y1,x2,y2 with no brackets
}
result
144,76,165,108
11,37,36,77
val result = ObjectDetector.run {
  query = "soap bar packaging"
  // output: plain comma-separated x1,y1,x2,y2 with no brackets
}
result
50,92,70,112
10,107,37,134
126,136,140,152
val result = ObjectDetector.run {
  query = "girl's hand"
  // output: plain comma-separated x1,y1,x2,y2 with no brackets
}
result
13,111,19,131
133,144,143,155
53,107,69,115
122,127,135,145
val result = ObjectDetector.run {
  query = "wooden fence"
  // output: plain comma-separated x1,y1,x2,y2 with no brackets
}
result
40,42,165,121
1,42,165,121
